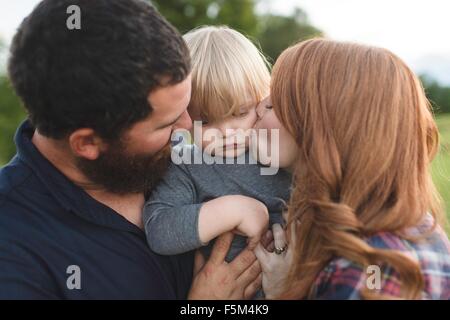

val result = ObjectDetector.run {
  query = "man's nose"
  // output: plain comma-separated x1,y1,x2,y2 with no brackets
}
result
174,110,192,130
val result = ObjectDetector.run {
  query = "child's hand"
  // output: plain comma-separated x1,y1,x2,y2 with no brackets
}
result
198,195,269,246
234,197,269,249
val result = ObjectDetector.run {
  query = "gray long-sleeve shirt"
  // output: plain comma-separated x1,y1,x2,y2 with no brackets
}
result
143,145,292,261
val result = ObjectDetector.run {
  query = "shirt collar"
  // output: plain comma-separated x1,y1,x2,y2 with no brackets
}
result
14,120,143,235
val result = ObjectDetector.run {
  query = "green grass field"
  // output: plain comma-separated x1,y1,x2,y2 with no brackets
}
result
432,114,450,232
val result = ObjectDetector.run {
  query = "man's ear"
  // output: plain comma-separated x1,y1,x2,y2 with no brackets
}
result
68,128,105,160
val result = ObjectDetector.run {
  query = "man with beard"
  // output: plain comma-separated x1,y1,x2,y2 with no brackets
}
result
0,0,262,299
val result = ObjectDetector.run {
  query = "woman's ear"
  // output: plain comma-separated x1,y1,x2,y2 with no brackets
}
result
68,128,105,160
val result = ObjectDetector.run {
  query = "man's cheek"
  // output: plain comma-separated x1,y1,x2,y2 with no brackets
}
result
144,131,172,154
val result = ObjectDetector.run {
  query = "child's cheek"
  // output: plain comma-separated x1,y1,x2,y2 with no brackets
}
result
195,125,214,153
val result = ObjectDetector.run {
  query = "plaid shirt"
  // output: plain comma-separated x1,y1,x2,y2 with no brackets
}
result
310,215,450,299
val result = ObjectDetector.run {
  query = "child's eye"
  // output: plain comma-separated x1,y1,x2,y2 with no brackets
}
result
265,105,273,110
201,119,209,125
238,111,249,117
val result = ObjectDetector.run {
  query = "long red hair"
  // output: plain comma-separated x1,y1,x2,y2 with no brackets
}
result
271,39,444,299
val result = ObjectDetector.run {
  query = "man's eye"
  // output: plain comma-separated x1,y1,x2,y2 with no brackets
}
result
201,119,209,125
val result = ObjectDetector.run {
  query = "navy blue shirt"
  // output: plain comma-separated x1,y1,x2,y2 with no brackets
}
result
0,120,193,299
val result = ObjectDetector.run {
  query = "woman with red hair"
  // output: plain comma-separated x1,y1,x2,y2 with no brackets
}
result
253,39,450,299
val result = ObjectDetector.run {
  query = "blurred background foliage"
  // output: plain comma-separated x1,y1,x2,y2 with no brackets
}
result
0,74,26,163
0,1,449,196
152,0,260,38
0,36,27,164
152,0,323,62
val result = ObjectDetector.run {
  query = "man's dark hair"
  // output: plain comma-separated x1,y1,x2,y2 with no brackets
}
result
8,0,190,140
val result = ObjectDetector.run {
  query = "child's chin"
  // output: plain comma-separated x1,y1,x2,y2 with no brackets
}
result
204,145,248,159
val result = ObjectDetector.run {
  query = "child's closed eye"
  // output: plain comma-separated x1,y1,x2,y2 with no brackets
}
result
235,106,256,118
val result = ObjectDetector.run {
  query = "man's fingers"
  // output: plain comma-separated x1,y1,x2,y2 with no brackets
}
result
229,247,257,278
193,250,206,276
209,232,234,265
237,258,262,290
244,273,263,300
273,224,287,251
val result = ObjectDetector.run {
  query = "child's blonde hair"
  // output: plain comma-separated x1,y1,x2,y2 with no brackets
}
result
183,26,271,123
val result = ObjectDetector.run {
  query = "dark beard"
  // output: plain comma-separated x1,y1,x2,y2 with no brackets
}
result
76,140,171,195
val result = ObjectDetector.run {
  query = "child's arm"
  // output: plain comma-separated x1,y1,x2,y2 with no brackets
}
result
198,195,269,249
144,162,270,255
144,162,205,255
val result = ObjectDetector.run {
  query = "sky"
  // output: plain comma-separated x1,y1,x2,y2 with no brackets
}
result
256,0,450,84
1,0,450,84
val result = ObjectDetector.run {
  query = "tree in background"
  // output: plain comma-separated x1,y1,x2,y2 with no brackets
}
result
0,75,26,165
421,75,450,114
258,8,322,61
0,37,26,164
152,0,259,37
151,0,322,61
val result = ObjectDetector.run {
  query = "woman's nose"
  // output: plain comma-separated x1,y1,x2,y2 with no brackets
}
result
256,101,266,120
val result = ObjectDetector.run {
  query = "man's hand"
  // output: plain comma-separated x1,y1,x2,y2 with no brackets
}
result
188,232,262,300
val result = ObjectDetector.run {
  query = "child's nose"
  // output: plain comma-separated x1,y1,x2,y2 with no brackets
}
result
220,125,242,137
